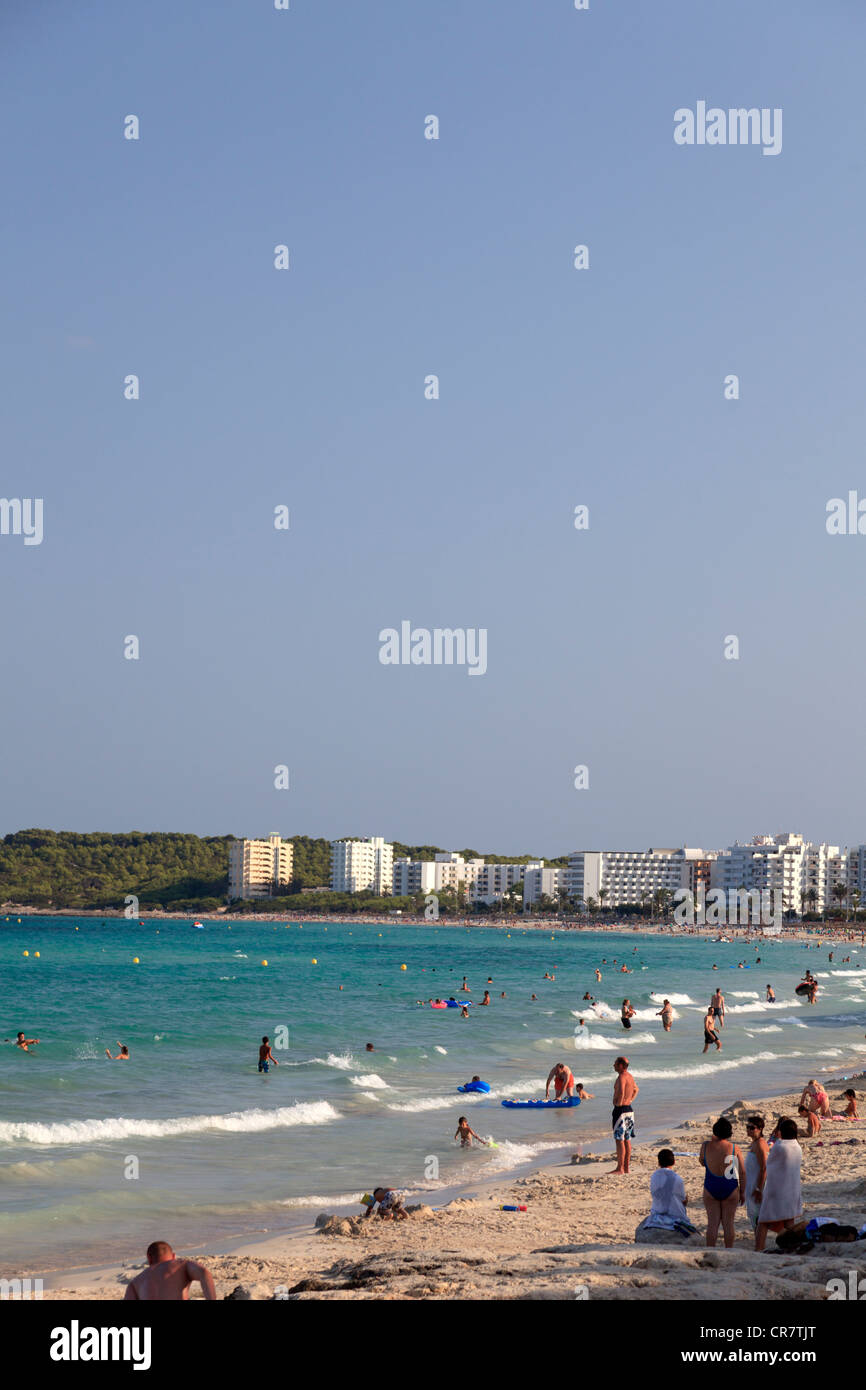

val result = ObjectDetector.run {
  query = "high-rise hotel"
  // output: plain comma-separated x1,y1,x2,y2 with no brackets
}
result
330,836,394,895
228,834,293,900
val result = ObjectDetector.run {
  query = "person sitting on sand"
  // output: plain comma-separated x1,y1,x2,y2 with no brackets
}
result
702,1008,721,1054
700,1118,745,1248
364,1187,408,1221
124,1241,216,1301
831,1088,859,1120
797,1104,821,1137
105,1043,130,1060
455,1117,489,1148
657,1000,673,1032
744,1115,769,1231
647,1149,689,1224
545,1061,575,1101
799,1080,831,1117
755,1118,803,1252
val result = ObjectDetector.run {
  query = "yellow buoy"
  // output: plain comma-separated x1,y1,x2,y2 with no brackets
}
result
34,951,40,958
311,957,318,964
261,959,268,966
400,964,407,970
133,957,140,964
23,950,29,957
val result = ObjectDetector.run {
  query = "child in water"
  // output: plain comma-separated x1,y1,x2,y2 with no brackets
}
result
455,1117,489,1148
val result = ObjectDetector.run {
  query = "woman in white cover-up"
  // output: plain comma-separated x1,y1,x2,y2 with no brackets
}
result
755,1118,803,1251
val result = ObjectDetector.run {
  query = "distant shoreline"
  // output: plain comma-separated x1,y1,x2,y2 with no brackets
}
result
4,906,865,943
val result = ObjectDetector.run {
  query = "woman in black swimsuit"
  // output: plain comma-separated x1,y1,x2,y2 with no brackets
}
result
621,999,636,1030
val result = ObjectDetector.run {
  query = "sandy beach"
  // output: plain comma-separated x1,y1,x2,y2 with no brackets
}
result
40,1076,866,1301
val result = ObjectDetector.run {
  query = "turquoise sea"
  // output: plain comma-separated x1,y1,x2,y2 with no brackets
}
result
2,916,865,1276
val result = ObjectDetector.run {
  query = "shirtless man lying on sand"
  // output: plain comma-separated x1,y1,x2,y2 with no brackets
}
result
124,1242,216,1300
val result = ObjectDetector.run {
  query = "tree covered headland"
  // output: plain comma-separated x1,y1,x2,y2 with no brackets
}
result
0,830,569,915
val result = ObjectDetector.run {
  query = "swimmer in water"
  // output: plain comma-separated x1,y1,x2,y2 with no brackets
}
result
479,991,491,1005
460,977,471,992
455,1117,489,1148
5,1032,40,1052
766,984,775,1002
258,1036,279,1073
105,1043,130,1060
595,968,602,982
657,1000,673,1032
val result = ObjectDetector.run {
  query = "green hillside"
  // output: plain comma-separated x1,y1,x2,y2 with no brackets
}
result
0,829,569,913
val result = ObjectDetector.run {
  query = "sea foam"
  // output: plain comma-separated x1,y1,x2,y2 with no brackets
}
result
0,1101,339,1146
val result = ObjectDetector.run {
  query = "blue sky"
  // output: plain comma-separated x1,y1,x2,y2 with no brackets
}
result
2,0,864,855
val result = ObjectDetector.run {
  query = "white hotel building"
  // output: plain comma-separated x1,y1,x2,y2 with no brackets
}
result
710,834,845,915
566,848,710,908
228,834,294,900
391,854,563,906
330,837,394,895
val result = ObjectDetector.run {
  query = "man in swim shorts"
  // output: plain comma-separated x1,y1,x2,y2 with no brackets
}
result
710,988,725,1029
545,1061,575,1101
124,1242,216,1301
610,1057,638,1174
702,1008,721,1053
258,1036,278,1073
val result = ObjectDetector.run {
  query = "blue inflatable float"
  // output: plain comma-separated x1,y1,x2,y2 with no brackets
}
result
458,1080,491,1093
501,1097,580,1108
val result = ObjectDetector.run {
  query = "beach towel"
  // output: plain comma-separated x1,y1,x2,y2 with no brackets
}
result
759,1138,803,1224
636,1213,698,1236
